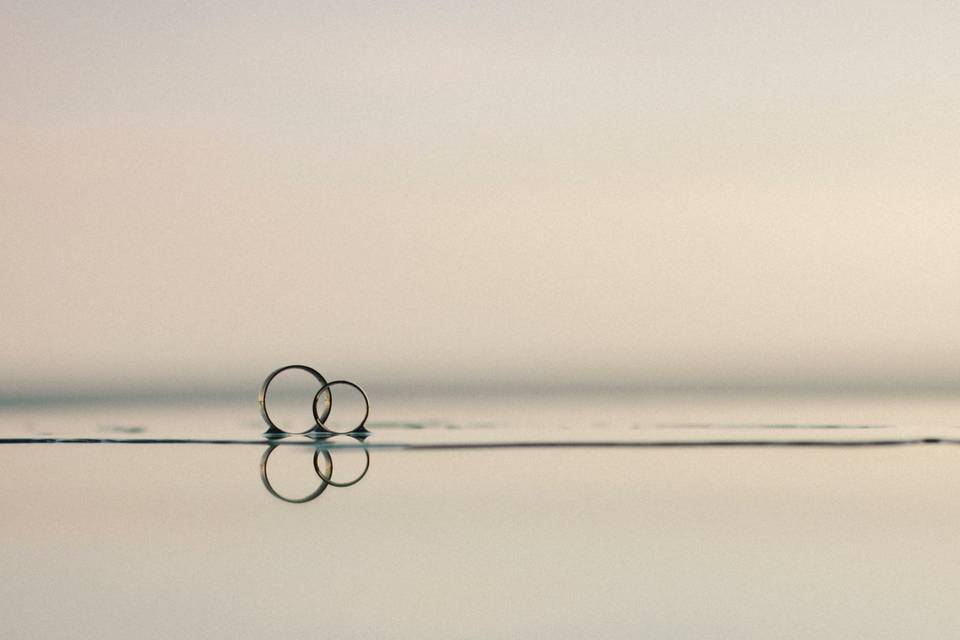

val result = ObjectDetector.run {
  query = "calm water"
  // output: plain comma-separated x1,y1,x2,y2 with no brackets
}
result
2,392,960,638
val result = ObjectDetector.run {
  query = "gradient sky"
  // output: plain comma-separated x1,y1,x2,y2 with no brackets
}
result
2,1,959,396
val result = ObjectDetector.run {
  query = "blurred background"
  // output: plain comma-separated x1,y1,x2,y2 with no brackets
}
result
2,1,959,402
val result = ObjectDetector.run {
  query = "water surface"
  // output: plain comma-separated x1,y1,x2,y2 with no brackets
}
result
2,392,959,638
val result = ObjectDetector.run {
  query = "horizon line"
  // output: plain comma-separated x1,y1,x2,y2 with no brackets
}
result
3,379,960,408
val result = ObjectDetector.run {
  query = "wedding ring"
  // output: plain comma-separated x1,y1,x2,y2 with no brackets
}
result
311,380,370,436
259,364,333,437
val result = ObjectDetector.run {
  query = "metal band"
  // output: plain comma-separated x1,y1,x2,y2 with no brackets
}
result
311,379,370,436
259,364,332,437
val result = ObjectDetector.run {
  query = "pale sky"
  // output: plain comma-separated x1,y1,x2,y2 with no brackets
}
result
2,1,959,397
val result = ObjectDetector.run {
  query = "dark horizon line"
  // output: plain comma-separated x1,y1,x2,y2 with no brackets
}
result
3,380,960,408
2,436,959,449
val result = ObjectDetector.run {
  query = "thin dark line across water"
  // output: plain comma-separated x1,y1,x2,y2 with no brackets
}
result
1,437,959,449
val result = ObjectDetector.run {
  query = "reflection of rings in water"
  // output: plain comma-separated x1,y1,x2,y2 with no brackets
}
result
259,364,333,437
311,380,370,435
312,440,370,488
260,445,333,503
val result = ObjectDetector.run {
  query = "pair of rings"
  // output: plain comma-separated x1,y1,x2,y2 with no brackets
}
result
259,364,370,438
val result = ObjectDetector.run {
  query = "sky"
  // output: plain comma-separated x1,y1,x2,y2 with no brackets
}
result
2,1,959,398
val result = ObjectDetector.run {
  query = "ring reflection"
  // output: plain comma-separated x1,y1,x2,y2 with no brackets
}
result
259,434,372,504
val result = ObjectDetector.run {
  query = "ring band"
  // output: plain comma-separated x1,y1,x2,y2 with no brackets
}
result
259,364,333,437
311,380,370,435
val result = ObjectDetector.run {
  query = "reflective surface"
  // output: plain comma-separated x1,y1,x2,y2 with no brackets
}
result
2,393,960,638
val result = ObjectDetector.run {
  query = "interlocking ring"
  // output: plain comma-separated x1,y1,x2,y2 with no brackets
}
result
259,365,333,438
311,380,370,435
259,444,333,504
